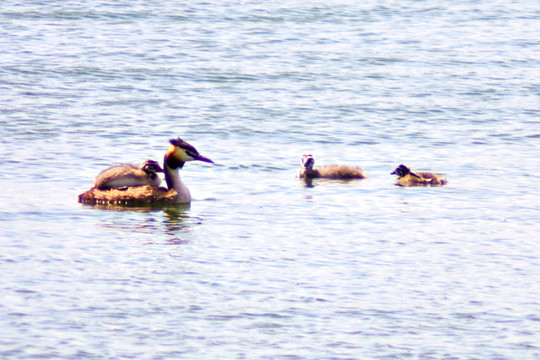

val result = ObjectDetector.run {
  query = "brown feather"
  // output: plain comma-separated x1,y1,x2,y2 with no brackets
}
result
391,164,448,187
298,154,367,180
417,172,448,185
312,165,367,179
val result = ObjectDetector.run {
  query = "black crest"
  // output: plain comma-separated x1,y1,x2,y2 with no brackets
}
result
142,160,164,173
169,137,199,156
302,154,315,168
391,164,410,177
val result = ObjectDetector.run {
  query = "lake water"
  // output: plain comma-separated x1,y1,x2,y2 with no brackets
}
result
1,1,540,359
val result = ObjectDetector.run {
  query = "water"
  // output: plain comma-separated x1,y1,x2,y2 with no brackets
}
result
1,1,540,358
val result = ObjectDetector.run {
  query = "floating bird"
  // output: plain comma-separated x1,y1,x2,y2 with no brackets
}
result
391,164,447,186
79,138,213,205
93,160,164,190
298,154,367,180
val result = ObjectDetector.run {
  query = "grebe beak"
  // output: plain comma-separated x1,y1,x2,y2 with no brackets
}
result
193,154,214,164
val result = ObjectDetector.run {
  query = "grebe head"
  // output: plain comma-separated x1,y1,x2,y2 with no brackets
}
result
302,154,315,170
165,138,214,169
391,164,410,177
141,160,164,174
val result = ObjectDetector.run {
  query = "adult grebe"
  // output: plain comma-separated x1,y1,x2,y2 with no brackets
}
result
298,154,367,180
79,138,214,205
391,164,447,186
93,160,164,190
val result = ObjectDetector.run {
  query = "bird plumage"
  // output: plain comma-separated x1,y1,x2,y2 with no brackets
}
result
391,164,447,186
79,138,213,205
93,160,164,190
298,154,367,180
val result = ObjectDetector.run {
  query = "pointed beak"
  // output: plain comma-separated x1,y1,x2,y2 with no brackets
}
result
391,170,397,175
194,154,214,164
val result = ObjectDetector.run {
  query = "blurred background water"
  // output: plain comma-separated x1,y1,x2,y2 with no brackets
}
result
1,1,539,359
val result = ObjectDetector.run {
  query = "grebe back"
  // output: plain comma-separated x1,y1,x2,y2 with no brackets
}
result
93,159,164,190
298,154,367,180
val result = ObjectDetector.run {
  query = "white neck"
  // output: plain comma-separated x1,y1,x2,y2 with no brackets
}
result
165,165,191,203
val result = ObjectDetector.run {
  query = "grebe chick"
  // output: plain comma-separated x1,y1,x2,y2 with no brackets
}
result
298,154,367,180
391,164,447,187
93,160,164,190
79,138,214,206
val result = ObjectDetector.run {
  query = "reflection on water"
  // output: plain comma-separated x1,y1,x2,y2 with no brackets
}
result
162,204,195,234
393,182,447,188
300,177,369,189
301,178,316,189
93,203,197,243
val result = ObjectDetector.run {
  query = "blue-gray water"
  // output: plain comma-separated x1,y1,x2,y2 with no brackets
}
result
1,1,540,359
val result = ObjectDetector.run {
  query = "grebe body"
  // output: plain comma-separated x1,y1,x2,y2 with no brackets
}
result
298,154,367,180
161,138,213,203
391,164,447,187
79,138,213,205
93,160,163,190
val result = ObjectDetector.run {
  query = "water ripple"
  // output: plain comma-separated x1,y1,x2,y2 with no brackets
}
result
1,1,539,359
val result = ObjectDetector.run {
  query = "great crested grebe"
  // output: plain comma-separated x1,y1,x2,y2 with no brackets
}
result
93,160,164,190
79,138,214,205
297,154,367,180
391,164,447,187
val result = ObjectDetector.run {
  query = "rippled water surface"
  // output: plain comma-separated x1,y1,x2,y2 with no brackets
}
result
1,1,540,359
